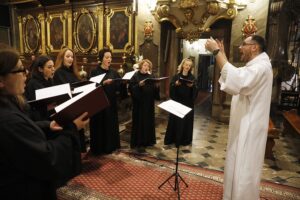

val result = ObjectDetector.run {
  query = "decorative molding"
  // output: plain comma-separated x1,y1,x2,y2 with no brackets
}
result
241,15,258,38
152,0,245,41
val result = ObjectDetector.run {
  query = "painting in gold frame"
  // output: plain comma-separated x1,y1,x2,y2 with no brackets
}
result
24,15,40,53
74,9,96,53
46,13,67,52
106,7,132,53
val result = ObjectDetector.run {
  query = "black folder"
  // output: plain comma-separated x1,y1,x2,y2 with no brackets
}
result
70,80,93,89
144,77,169,83
27,93,71,107
179,77,194,84
51,86,110,126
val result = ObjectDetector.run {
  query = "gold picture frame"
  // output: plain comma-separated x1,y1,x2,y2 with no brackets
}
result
24,15,40,54
46,12,67,53
106,7,133,53
74,8,96,54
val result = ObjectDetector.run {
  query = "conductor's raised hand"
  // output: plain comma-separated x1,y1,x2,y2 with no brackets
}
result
205,37,220,52
216,39,225,54
73,112,89,130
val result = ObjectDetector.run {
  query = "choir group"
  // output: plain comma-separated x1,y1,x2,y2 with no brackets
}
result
0,45,198,199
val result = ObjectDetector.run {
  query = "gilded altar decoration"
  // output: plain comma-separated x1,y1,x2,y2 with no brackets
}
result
144,21,154,39
105,7,133,53
74,8,97,54
179,0,199,9
153,0,246,41
241,15,258,38
23,15,40,54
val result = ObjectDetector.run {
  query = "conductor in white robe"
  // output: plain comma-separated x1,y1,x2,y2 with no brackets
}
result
205,35,273,200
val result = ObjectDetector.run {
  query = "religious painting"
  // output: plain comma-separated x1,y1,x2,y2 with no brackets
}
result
46,13,67,53
24,15,40,53
75,11,96,53
106,8,132,52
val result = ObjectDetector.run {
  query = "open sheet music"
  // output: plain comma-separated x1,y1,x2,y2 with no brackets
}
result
158,99,192,118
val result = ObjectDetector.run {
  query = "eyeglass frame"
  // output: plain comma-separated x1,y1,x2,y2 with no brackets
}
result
9,68,28,75
240,42,257,47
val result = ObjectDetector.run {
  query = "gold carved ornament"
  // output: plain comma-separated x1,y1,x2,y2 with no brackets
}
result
153,0,243,41
241,15,258,38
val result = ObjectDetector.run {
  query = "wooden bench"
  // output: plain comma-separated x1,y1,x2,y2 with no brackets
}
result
282,109,300,136
265,119,279,160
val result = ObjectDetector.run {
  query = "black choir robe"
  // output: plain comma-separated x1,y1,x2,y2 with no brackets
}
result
52,65,86,152
53,65,79,85
0,96,81,200
25,73,54,121
89,66,121,155
164,73,198,146
129,71,160,148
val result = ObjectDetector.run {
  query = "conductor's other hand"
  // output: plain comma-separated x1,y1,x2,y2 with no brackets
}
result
73,112,89,130
50,120,63,131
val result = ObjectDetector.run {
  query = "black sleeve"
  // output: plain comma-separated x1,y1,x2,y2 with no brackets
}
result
0,113,80,181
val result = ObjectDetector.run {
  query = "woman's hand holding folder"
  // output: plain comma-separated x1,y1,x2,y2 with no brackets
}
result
73,112,90,130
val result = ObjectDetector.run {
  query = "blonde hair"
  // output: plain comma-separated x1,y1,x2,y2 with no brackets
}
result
54,47,81,80
177,58,194,74
138,59,152,72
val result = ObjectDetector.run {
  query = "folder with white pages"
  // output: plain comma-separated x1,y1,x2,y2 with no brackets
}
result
157,99,192,118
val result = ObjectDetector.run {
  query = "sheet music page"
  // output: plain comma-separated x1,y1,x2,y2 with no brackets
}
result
35,83,71,100
158,99,192,118
72,82,96,94
89,73,106,83
55,86,96,113
122,70,136,80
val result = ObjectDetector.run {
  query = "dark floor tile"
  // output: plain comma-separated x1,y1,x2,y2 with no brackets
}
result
272,176,287,184
270,165,282,171
197,162,209,168
178,157,186,162
205,146,214,150
208,140,216,143
181,149,191,154
211,134,218,138
202,153,211,158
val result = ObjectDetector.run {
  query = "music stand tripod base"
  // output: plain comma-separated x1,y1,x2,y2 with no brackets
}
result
158,145,188,200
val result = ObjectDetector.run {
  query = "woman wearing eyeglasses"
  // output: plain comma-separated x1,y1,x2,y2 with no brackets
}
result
0,48,89,200
25,55,55,121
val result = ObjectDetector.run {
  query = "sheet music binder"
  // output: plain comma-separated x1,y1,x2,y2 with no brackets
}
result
27,93,71,107
144,77,169,83
179,77,194,84
51,86,110,126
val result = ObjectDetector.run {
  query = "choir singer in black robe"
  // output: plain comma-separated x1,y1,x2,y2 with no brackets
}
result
129,59,160,148
0,48,89,200
89,48,121,155
164,58,198,146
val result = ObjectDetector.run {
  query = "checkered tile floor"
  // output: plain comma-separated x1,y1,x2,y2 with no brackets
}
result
118,94,300,189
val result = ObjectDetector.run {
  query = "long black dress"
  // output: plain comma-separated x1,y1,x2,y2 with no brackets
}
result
89,66,121,155
52,65,87,152
25,73,54,121
164,73,198,146
0,96,81,200
129,71,160,148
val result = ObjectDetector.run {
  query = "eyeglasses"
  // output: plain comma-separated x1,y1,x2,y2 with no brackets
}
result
9,68,28,75
240,42,257,47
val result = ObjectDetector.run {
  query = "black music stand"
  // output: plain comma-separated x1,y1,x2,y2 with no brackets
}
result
157,100,192,200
